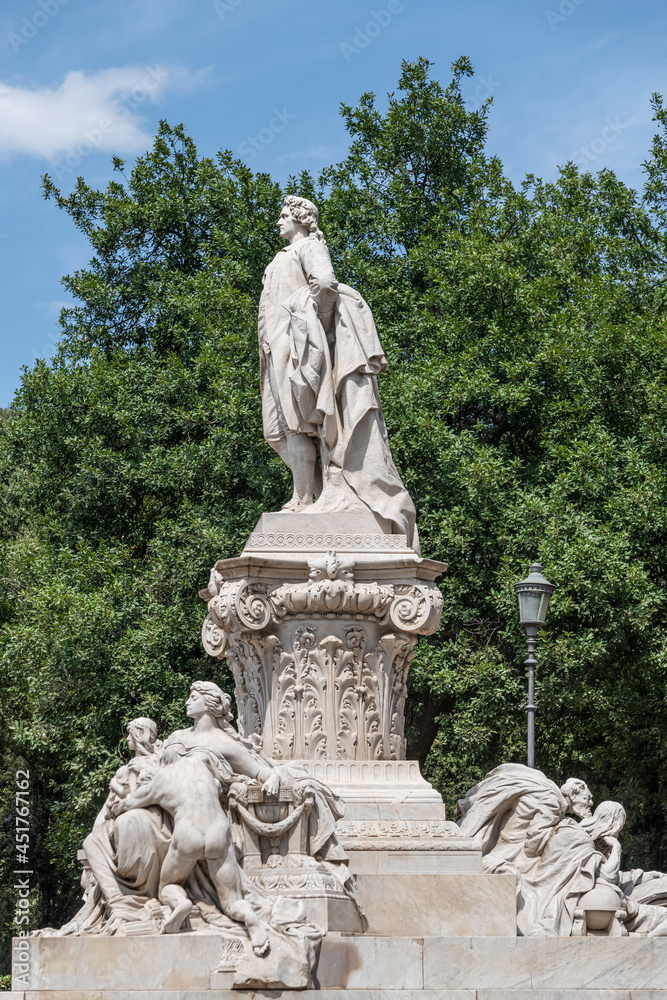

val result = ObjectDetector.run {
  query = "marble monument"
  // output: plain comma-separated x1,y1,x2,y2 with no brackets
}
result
14,195,667,999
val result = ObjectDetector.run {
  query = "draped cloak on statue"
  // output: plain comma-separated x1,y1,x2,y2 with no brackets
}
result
457,763,569,874
456,763,667,937
457,763,599,936
258,235,418,551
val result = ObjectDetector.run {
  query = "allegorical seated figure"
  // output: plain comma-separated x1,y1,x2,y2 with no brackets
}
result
457,763,593,878
108,685,275,952
258,194,419,550
458,763,667,936
39,679,354,979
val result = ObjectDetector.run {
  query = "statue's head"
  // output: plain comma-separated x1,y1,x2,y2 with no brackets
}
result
278,195,324,243
580,800,626,841
560,777,594,818
126,717,158,755
187,680,234,727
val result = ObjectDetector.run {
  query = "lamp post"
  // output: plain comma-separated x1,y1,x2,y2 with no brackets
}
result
514,563,556,769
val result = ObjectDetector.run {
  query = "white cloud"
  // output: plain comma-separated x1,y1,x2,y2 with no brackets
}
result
276,146,332,165
40,299,72,316
0,65,197,161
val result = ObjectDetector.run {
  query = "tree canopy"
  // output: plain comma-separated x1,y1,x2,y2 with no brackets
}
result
3,57,667,967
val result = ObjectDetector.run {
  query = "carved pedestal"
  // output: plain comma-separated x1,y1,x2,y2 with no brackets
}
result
228,781,364,932
200,512,444,760
200,512,479,880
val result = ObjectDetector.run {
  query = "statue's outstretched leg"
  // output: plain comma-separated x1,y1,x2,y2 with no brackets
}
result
159,883,193,934
206,853,270,957
158,842,197,933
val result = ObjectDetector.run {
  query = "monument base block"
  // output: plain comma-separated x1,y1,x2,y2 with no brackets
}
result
356,872,516,936
14,933,667,996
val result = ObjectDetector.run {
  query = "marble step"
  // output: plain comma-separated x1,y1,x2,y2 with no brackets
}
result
355,872,516,936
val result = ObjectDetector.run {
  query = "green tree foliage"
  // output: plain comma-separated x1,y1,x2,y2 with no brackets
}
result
3,58,667,968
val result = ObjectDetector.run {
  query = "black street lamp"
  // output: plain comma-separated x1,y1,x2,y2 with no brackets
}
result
514,563,556,768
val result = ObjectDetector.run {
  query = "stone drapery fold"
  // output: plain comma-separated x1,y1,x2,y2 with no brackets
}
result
259,236,418,549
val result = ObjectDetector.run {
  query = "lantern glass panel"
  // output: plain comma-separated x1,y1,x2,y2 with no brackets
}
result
518,589,551,626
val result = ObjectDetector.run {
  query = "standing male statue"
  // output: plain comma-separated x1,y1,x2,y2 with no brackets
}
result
258,195,418,551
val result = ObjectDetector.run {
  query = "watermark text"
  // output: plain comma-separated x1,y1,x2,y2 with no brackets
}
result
12,770,31,990
340,2,403,63
8,0,72,54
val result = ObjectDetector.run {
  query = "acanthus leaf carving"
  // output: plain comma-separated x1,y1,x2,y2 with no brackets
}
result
271,577,394,618
224,632,278,739
202,562,443,636
199,558,442,761
361,650,383,761
271,551,393,619
296,628,327,760
389,635,417,759
273,627,328,760
212,625,418,761
273,650,297,760
334,629,363,759
362,634,417,760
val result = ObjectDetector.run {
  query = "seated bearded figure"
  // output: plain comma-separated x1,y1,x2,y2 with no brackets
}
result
457,763,593,878
459,764,667,937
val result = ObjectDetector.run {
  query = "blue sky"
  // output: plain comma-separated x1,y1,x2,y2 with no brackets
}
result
1,0,666,406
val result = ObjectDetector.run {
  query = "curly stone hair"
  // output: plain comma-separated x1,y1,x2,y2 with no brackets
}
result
283,195,325,242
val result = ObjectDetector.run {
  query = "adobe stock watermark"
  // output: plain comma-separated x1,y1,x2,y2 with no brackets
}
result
8,0,72,54
50,66,167,181
212,0,243,22
545,0,586,31
340,1,403,63
12,770,31,990
570,117,628,170
465,74,501,112
238,108,296,162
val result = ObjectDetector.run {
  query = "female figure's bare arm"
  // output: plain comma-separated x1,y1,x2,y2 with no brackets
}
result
109,776,128,798
599,836,623,882
221,739,279,792
111,775,162,816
